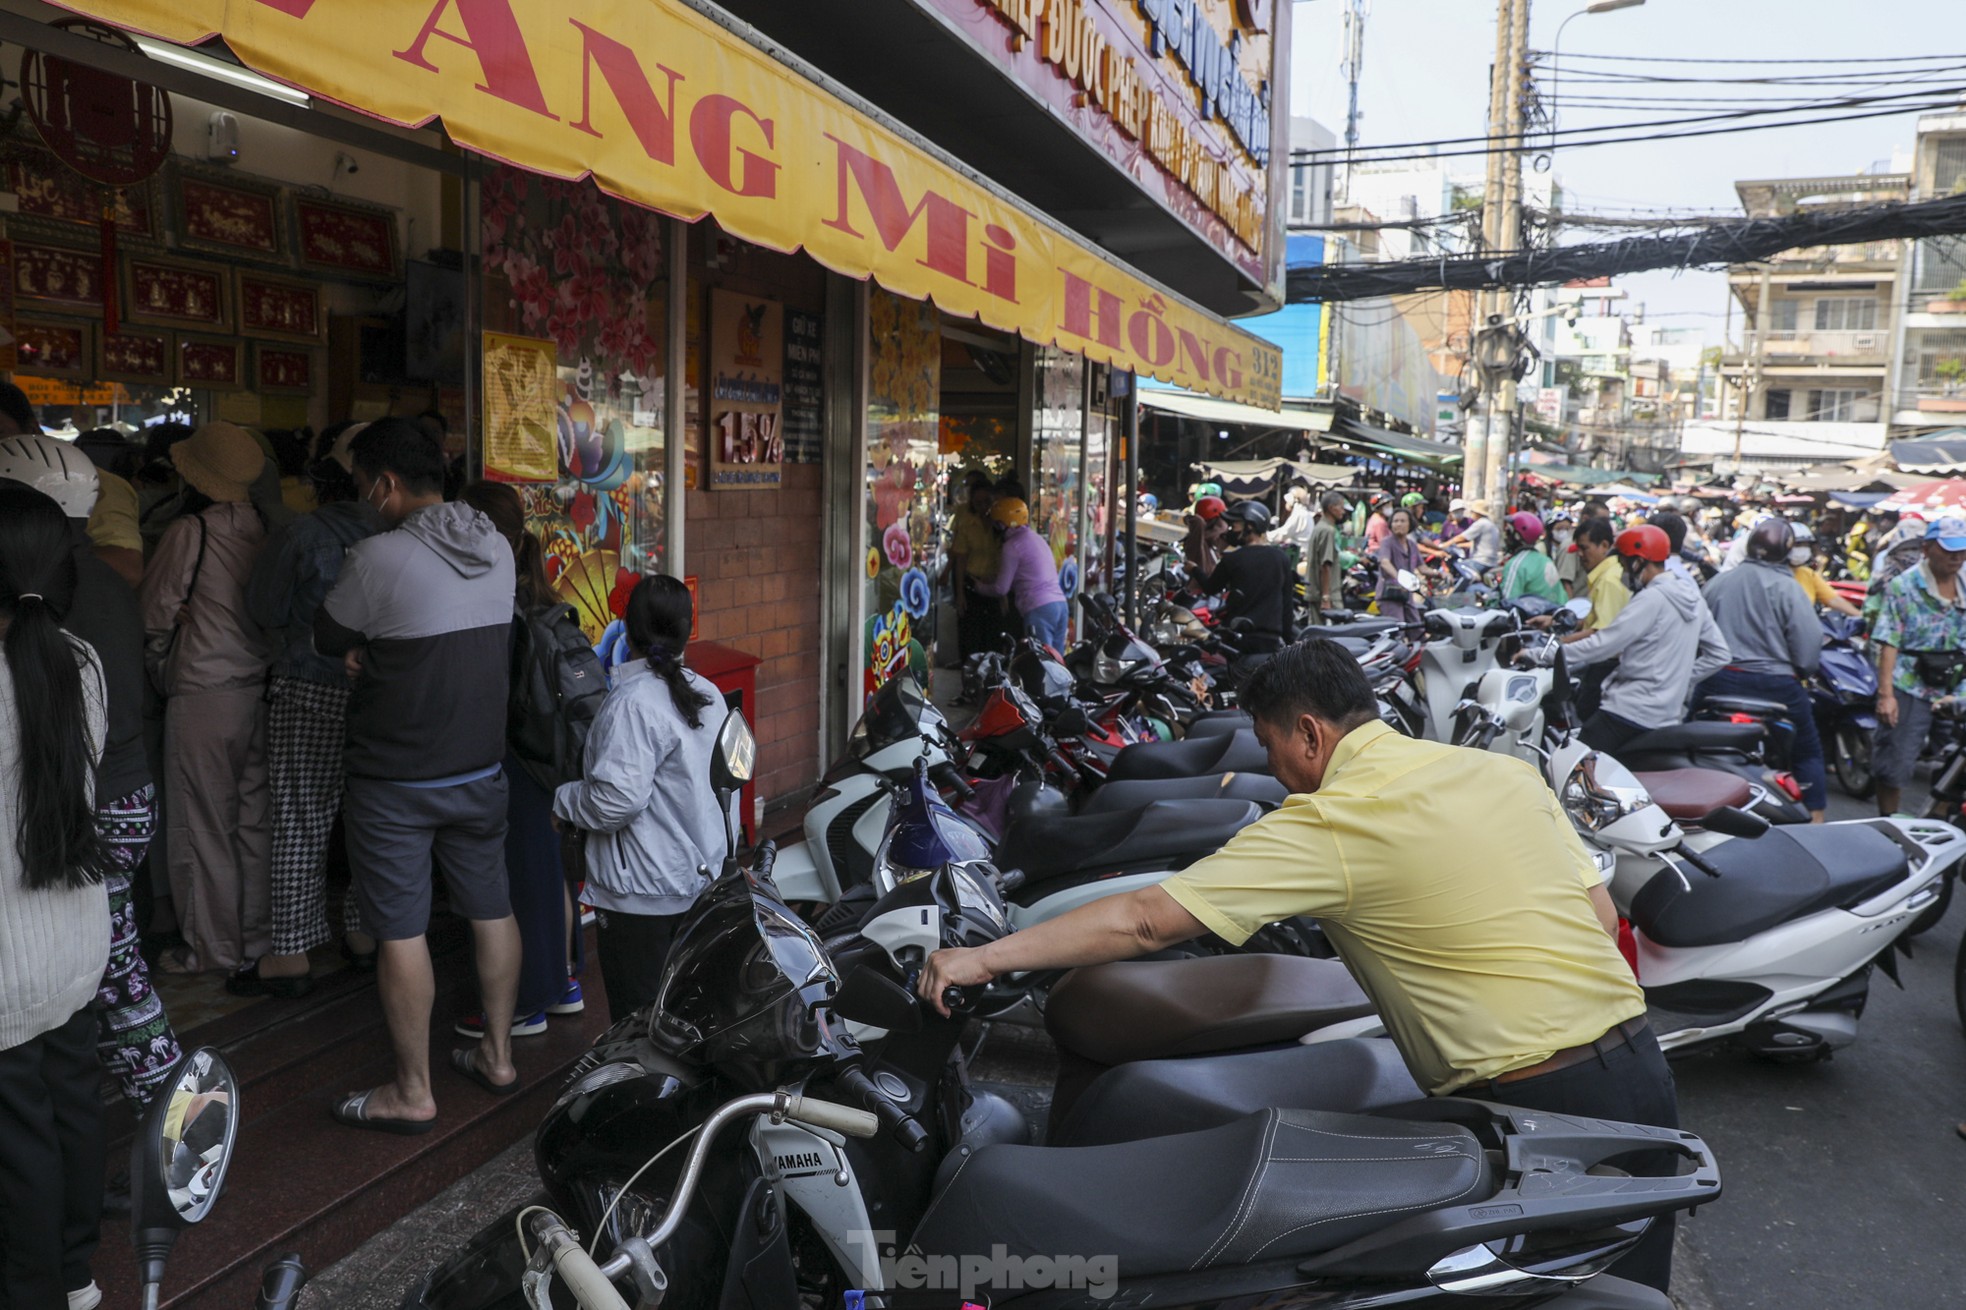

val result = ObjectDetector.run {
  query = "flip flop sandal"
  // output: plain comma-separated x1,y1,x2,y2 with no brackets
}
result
153,945,202,976
330,1088,436,1136
450,1047,521,1097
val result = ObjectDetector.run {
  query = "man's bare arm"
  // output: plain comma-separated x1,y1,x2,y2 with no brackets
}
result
1588,883,1619,939
917,885,1206,1016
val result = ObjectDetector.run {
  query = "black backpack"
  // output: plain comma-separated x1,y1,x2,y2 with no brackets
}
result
509,601,609,791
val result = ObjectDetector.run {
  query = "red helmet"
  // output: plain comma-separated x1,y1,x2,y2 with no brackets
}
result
1615,523,1671,564
1195,495,1227,521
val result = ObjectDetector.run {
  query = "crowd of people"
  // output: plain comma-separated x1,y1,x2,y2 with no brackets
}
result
0,395,730,1304
1174,477,1966,828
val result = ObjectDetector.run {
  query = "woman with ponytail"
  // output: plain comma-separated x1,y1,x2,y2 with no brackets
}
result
0,484,113,1310
552,574,728,1022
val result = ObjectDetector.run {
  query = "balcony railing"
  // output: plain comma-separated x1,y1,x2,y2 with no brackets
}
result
1760,330,1890,358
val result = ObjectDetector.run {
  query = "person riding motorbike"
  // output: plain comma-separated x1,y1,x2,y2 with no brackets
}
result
1560,523,1731,756
1361,490,1393,553
1787,522,1860,617
1183,493,1229,577
1871,516,1966,819
1498,511,1565,604
1197,501,1295,646
1698,516,1830,822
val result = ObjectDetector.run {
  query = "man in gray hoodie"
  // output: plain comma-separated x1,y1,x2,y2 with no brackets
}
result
315,418,522,1133
1697,517,1828,821
1563,523,1730,756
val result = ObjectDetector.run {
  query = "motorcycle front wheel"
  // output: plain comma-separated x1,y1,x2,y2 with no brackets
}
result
1834,721,1876,799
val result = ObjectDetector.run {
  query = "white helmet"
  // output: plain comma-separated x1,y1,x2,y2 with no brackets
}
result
0,434,98,519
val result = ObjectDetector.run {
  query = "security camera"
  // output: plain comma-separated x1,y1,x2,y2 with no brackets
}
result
332,152,360,180
207,111,239,164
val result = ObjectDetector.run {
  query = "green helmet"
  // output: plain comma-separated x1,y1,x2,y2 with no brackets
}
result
1400,491,1425,508
1197,481,1223,498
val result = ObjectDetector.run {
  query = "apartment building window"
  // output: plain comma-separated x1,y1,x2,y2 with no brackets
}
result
1814,298,1877,332
1290,163,1310,223
1808,388,1869,421
1768,299,1798,333
1917,237,1966,293
1933,138,1966,200
1765,389,1791,419
1916,330,1966,384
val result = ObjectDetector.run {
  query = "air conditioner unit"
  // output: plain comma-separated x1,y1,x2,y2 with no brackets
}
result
1853,333,1878,350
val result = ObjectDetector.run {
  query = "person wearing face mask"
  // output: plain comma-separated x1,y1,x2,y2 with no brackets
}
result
1698,517,1830,822
313,418,524,1131
1561,516,1630,718
1869,517,1966,820
1560,524,1730,757
917,639,1681,1294
1785,522,1859,618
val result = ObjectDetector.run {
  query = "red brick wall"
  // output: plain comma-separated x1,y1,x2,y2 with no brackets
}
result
686,462,824,805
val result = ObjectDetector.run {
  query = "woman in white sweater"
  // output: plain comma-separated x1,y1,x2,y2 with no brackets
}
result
0,484,112,1310
553,574,729,1024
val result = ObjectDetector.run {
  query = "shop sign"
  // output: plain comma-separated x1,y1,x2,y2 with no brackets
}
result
68,0,1280,410
782,308,823,464
707,287,783,488
482,330,560,482
948,0,1276,281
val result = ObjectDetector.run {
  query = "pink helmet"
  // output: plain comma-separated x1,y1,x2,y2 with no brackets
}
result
1507,511,1545,545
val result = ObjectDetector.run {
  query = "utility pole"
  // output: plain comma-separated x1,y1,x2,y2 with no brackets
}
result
1731,265,1772,473
1467,0,1515,500
1485,0,1531,508
1339,0,1369,200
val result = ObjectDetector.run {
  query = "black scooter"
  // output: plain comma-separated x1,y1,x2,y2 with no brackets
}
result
407,714,1721,1309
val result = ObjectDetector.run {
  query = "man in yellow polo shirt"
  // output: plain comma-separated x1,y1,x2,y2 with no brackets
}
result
920,639,1676,1292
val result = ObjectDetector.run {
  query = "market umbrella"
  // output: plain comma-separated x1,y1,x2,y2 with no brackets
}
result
1876,480,1966,514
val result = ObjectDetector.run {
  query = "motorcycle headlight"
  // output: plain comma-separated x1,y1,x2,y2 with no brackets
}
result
1562,754,1649,832
1095,649,1125,683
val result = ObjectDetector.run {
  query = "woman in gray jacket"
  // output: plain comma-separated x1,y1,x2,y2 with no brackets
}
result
0,486,112,1310
553,575,728,1023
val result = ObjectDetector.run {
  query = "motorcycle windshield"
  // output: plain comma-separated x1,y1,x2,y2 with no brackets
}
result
652,870,840,1067
844,675,932,763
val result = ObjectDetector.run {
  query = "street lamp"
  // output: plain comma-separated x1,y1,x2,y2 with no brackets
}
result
1549,0,1646,152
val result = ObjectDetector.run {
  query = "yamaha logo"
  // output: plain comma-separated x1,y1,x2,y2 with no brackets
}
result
774,1151,826,1173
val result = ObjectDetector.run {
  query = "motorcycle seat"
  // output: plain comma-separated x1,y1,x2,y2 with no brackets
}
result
1045,956,1375,1066
1701,695,1793,721
911,1108,1489,1280
1183,712,1254,739
1631,768,1753,822
1107,730,1271,781
1629,823,1910,949
1621,719,1765,756
1080,772,1288,814
995,799,1263,883
1050,1039,1423,1148
1301,618,1403,640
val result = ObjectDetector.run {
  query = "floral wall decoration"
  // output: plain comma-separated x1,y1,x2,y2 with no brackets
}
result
482,164,668,664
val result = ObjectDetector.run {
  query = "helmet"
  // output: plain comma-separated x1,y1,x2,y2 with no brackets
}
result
1677,496,1701,516
1228,500,1272,529
1790,521,1815,546
1197,481,1223,498
1615,523,1671,564
1506,511,1545,545
989,496,1029,528
1139,493,1159,512
1745,516,1794,563
1194,495,1227,521
0,435,99,518
1401,492,1426,508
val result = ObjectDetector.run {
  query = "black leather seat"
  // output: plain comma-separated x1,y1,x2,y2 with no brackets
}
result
912,1109,1487,1281
1107,730,1271,781
1300,618,1403,640
1183,713,1253,739
1081,772,1287,813
1700,695,1792,721
1622,719,1765,756
1629,823,1910,949
995,799,1262,883
1051,1039,1424,1147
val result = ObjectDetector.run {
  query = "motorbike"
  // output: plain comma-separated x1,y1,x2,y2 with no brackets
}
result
1812,612,1879,799
411,713,1722,1310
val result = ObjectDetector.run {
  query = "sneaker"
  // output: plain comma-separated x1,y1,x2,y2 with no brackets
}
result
454,1010,548,1039
68,1283,102,1310
545,975,585,1016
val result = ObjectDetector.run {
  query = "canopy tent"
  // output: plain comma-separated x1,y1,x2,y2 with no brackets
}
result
1583,483,1661,502
1139,390,1333,433
1877,479,1966,514
1189,457,1360,498
1331,418,1462,469
1829,491,1895,509
1779,464,1919,494
1517,461,1659,488
1889,430,1966,475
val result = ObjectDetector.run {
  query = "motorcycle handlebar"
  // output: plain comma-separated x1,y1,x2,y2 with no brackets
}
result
254,1254,307,1310
527,1212,632,1310
835,1065,930,1153
751,841,777,880
931,761,977,803
783,1094,880,1139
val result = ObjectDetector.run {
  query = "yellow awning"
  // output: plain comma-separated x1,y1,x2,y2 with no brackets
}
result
60,0,1281,409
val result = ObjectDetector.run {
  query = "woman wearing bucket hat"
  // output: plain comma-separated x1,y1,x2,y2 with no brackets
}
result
137,421,276,976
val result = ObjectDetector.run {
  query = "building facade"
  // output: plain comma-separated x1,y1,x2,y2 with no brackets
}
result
1893,111,1966,436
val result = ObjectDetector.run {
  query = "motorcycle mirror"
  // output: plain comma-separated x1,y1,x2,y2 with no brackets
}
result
1054,704,1090,735
832,963,925,1032
1699,805,1771,840
133,1048,241,1304
711,710,758,792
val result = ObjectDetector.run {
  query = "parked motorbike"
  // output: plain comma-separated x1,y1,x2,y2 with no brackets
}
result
410,714,1722,1310
1813,611,1879,799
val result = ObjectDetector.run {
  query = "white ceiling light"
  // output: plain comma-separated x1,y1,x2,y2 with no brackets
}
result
133,38,311,108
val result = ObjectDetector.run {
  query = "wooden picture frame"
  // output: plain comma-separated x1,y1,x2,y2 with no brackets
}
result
15,317,92,377
5,143,161,241
13,237,107,315
236,270,324,342
124,255,231,333
177,334,245,390
171,165,286,263
99,325,175,386
255,343,314,394
291,193,400,280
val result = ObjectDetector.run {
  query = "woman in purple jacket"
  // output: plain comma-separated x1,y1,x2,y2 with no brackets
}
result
973,497,1069,651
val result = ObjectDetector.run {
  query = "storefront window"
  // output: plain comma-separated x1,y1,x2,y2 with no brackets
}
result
1031,346,1085,636
1082,371,1112,599
863,286,940,698
480,165,666,660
